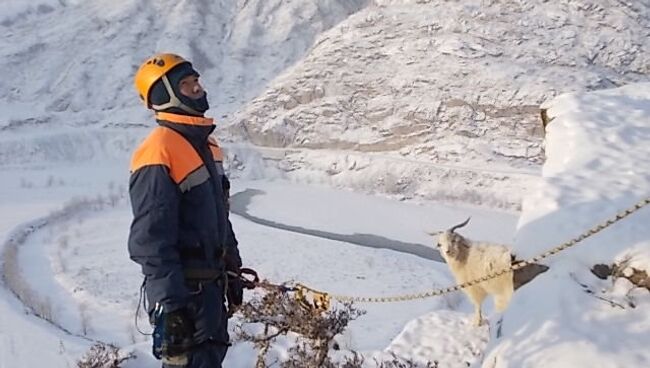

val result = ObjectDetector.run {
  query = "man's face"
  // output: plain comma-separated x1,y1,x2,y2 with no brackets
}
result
178,74,205,99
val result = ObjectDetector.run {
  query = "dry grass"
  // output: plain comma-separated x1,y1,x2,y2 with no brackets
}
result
76,343,134,368
237,287,437,367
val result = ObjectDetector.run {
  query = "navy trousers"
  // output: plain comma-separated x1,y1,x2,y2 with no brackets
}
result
162,342,228,368
161,280,230,368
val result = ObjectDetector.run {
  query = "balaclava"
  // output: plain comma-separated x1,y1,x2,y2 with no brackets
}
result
149,62,209,116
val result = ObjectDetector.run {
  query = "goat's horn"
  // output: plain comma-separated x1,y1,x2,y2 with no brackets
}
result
449,217,471,233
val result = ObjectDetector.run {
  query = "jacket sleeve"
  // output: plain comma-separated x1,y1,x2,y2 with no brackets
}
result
128,165,189,312
224,219,242,269
222,175,242,269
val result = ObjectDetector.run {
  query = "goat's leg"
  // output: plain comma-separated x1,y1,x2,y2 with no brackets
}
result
473,303,483,326
466,287,486,326
490,273,514,314
494,292,512,312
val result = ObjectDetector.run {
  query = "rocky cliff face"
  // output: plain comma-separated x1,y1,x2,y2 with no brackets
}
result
224,0,650,209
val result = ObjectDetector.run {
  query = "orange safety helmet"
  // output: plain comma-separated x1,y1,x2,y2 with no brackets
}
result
134,53,189,108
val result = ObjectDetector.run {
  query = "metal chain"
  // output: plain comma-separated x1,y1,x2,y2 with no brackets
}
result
294,197,650,305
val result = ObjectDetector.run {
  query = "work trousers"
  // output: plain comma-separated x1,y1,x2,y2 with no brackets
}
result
162,342,228,368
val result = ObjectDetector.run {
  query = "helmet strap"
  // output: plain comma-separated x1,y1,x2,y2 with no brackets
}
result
150,75,203,116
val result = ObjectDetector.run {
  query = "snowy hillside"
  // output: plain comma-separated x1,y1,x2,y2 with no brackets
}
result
0,0,368,127
224,0,650,209
1,84,647,368
2,1,649,210
1,1,650,367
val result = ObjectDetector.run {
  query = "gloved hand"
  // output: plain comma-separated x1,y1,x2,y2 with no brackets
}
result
224,249,244,317
226,269,244,317
163,307,194,357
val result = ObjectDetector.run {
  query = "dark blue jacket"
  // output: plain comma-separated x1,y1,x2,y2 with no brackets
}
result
128,112,240,344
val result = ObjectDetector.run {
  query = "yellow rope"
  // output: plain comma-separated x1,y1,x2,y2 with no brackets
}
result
294,197,650,306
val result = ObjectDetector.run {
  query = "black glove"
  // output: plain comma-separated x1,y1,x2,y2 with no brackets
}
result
226,269,244,317
223,249,244,317
163,308,194,357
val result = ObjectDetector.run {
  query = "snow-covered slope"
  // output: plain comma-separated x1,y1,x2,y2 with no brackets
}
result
481,83,650,368
0,0,368,127
224,0,650,209
2,1,650,367
3,1,649,210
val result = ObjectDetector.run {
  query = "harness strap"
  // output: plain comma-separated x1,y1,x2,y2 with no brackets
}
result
227,267,260,289
179,247,207,259
184,268,224,281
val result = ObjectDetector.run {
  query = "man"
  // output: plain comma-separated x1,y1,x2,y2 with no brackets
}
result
129,53,243,368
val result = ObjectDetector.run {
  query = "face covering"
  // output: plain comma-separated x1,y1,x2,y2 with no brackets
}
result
178,91,209,114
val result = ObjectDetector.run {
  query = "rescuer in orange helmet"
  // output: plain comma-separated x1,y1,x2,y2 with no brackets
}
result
129,53,243,368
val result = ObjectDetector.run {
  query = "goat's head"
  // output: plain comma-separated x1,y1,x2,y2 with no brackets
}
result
431,217,471,262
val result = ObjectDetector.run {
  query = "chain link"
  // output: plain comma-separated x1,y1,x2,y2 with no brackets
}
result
294,197,650,305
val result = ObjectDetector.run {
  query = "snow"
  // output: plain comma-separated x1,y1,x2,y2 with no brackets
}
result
0,0,368,128
3,82,649,366
238,180,517,247
1,0,649,367
1,0,63,26
482,83,650,368
1,168,514,367
223,0,650,209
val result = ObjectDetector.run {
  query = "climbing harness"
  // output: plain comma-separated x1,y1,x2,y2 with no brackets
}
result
252,197,650,312
227,267,260,290
135,279,152,336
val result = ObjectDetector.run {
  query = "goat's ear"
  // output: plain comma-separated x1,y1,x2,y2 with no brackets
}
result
426,230,442,237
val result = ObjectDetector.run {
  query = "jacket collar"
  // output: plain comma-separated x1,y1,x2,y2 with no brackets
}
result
156,112,215,145
155,111,214,126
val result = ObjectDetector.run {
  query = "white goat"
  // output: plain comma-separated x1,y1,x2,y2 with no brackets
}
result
433,218,514,326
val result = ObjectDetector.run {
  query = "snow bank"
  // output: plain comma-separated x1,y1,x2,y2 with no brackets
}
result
482,83,650,367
